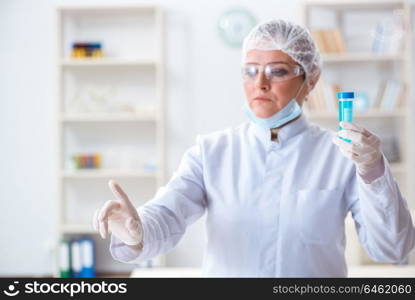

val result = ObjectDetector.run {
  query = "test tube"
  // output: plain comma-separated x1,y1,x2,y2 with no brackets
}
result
337,91,354,143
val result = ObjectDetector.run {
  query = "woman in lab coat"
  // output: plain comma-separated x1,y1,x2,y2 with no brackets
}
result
93,19,415,277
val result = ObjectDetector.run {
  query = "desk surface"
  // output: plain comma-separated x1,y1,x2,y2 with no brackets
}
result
130,266,415,278
131,267,202,278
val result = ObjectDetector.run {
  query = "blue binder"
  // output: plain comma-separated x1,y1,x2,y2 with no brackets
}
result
70,239,82,278
79,238,96,278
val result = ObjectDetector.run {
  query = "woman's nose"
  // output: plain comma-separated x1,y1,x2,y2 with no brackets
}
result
254,71,270,91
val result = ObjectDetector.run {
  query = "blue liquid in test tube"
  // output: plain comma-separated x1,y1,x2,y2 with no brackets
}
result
337,91,354,143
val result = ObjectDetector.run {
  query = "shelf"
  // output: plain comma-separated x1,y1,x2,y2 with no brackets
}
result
60,113,158,123
57,4,158,13
322,53,404,63
62,169,158,179
304,0,415,270
305,110,406,119
60,58,157,67
304,0,405,10
56,4,166,276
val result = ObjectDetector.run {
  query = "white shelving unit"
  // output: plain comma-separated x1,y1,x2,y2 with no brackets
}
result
302,0,415,267
61,113,158,123
61,58,156,67
55,5,165,276
321,53,404,62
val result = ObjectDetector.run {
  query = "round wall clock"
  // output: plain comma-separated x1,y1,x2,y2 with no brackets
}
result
218,8,257,48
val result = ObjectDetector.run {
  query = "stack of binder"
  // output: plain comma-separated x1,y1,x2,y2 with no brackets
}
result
59,238,96,278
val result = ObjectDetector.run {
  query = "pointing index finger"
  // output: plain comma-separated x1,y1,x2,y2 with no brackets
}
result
109,179,130,203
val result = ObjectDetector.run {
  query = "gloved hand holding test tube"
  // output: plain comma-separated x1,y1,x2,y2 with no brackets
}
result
332,91,384,181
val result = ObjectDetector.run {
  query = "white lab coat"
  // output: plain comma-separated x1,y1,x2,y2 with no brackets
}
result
110,114,415,277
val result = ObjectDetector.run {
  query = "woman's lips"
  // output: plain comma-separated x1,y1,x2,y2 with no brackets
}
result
254,97,272,102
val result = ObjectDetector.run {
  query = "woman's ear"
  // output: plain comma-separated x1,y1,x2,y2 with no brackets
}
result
306,72,321,94
299,75,320,106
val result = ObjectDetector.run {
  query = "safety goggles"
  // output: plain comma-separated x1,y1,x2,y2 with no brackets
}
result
242,62,304,83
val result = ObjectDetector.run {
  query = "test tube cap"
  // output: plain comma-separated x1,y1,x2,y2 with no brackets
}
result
337,92,354,99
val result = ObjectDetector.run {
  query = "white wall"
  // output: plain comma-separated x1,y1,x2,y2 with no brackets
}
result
1,0,414,276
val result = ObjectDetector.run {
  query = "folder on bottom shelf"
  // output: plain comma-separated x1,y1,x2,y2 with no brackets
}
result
69,238,96,278
80,238,96,278
71,240,82,278
59,240,71,278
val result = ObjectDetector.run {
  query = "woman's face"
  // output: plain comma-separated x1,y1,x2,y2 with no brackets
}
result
243,49,309,118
